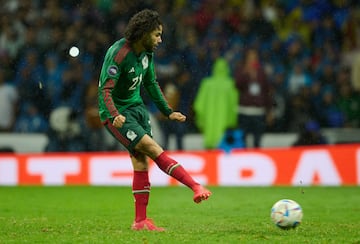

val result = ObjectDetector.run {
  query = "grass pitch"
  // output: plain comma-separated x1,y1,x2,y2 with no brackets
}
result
0,186,359,243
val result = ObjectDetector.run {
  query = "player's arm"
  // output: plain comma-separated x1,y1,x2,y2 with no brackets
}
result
143,59,172,115
168,111,186,122
144,80,172,115
143,57,186,122
100,77,119,116
100,77,127,128
98,45,124,126
144,82,186,122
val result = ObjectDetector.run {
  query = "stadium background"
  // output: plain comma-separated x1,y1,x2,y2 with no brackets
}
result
0,0,360,186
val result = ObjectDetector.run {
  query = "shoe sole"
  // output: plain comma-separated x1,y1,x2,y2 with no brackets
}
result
193,192,211,203
131,227,165,232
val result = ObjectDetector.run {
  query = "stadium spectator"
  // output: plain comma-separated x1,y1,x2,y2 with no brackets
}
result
0,68,18,132
350,51,360,92
58,58,87,111
287,62,312,95
318,88,345,128
14,49,51,118
248,7,275,43
0,12,25,59
293,120,328,146
284,86,314,132
267,69,287,132
235,48,273,147
14,102,48,133
194,57,238,149
335,82,360,128
43,53,65,109
311,14,343,50
45,106,86,152
82,73,109,152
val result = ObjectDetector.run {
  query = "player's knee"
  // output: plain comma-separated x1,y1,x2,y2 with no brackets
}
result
131,154,149,171
136,142,163,160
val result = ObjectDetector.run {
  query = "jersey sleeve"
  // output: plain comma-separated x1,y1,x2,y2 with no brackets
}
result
143,60,173,117
98,45,122,120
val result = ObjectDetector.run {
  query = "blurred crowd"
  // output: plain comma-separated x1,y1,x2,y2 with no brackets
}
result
1,0,360,151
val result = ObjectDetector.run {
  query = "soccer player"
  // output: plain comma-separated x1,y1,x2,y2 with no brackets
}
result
97,9,211,231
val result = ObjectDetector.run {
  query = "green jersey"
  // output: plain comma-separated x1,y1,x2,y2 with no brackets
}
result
98,38,172,122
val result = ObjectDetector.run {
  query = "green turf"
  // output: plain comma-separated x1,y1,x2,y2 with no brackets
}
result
0,186,359,243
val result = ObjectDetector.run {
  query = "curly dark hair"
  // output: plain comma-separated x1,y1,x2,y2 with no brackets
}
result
124,9,162,43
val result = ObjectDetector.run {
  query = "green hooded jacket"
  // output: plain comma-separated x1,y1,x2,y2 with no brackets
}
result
194,58,239,149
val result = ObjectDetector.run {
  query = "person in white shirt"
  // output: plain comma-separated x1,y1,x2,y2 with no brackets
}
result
0,69,18,132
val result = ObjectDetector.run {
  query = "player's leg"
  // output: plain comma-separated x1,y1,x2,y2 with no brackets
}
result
134,134,212,203
103,114,211,203
102,119,162,231
103,110,166,231
238,114,250,148
252,115,266,148
130,152,164,231
131,104,211,203
130,153,149,223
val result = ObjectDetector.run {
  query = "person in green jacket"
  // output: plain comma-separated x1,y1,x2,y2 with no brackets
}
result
194,57,239,149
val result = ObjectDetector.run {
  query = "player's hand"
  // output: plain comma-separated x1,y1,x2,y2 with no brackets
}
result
113,114,126,128
169,112,186,122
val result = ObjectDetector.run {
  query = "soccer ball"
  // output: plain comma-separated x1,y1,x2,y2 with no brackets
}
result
270,199,303,229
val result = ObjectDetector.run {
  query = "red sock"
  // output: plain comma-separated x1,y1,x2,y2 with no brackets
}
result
154,152,199,190
132,171,150,222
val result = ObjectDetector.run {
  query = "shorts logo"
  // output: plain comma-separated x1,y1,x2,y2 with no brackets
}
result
126,130,138,141
108,65,118,76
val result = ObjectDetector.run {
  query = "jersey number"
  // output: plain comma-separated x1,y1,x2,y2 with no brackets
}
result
129,74,142,90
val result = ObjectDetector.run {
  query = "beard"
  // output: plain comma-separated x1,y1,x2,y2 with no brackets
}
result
142,36,155,52
143,42,155,52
